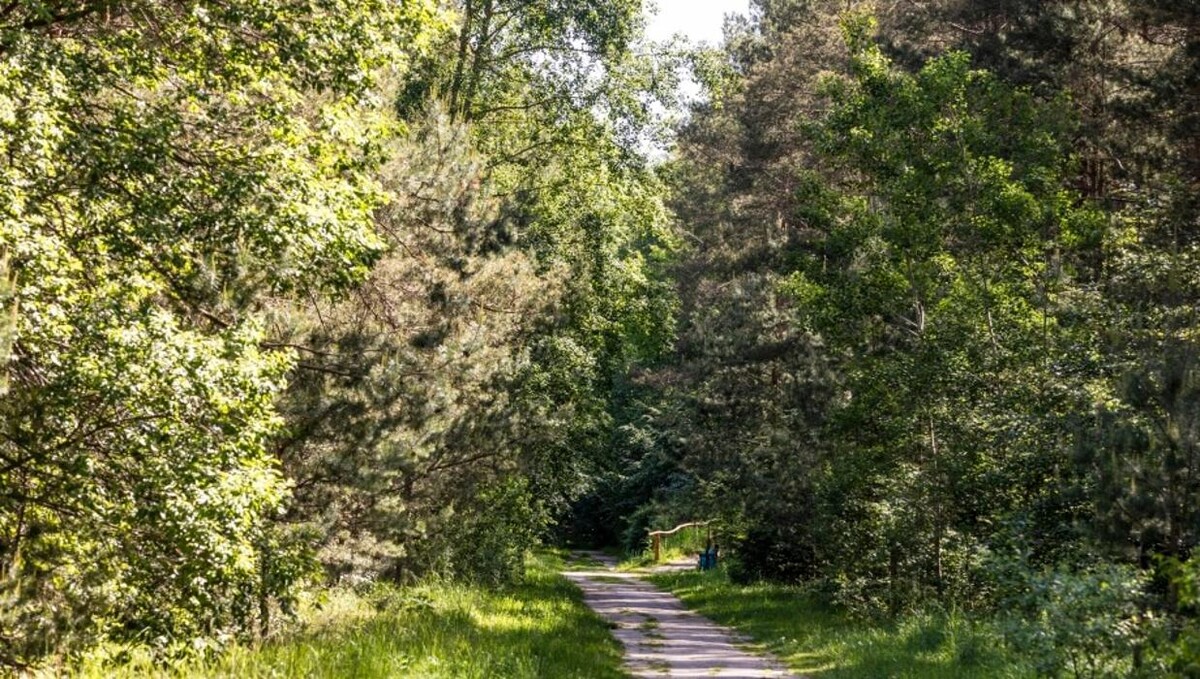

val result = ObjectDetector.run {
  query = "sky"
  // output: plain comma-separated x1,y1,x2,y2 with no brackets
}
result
643,0,751,47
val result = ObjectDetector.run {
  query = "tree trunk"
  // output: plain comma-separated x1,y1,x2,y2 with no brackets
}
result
258,542,271,639
462,0,495,123
928,414,944,594
448,0,475,122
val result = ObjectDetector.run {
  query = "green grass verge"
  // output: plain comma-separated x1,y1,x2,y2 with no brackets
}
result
647,568,1033,679
69,551,626,678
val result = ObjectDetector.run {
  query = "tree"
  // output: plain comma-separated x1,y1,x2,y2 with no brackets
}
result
628,3,1109,610
268,0,678,586
0,0,442,664
794,14,1102,608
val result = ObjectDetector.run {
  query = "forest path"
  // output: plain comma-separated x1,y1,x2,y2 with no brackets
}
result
563,551,800,679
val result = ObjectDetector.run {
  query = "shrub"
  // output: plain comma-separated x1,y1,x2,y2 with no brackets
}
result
997,560,1151,678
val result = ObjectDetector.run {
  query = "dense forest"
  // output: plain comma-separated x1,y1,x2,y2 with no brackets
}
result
1,0,1199,676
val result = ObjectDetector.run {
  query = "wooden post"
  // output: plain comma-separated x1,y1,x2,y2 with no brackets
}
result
652,534,661,563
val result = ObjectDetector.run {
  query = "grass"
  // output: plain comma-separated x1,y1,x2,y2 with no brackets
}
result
647,568,1033,679
66,551,626,678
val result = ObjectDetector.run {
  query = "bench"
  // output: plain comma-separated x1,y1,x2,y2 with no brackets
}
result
698,545,719,571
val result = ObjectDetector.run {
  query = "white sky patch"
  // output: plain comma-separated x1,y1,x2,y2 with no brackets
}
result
644,0,750,47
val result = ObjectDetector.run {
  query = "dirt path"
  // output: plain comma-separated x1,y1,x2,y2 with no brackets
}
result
563,552,799,679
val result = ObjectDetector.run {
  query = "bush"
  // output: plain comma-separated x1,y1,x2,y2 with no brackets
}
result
727,521,818,585
398,477,546,587
997,559,1152,678
1147,556,1200,678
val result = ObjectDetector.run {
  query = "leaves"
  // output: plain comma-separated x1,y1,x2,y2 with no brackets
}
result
0,0,446,664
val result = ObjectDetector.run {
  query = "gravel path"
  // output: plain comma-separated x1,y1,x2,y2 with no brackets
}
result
563,552,799,679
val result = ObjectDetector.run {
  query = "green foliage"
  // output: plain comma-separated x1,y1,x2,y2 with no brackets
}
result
407,478,547,587
8,0,1197,673
650,4,1101,616
996,560,1151,678
594,0,1200,672
1150,556,1200,678
270,109,555,586
0,0,679,664
795,27,1095,614
0,0,445,666
273,0,678,587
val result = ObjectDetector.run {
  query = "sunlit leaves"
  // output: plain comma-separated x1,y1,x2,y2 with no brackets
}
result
0,0,446,665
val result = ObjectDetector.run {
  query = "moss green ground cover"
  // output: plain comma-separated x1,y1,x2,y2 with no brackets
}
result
64,551,625,679
648,569,1034,679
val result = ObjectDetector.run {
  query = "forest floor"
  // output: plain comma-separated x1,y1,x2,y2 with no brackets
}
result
563,551,798,678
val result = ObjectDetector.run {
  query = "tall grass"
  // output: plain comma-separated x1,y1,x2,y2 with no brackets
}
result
64,551,625,678
648,568,1034,679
